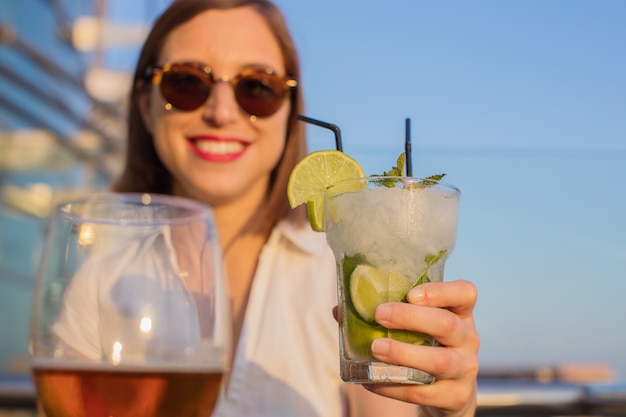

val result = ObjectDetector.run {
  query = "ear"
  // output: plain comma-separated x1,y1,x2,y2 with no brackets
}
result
136,81,154,134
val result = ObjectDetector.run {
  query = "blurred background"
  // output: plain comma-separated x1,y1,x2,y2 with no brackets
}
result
1,0,625,415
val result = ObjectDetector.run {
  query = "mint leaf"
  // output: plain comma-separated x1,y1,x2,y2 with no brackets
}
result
424,173,446,182
382,152,405,177
408,173,447,189
342,253,368,279
401,249,447,302
373,152,405,187
373,152,406,177
373,152,446,189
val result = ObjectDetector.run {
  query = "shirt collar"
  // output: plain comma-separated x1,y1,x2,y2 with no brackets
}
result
274,219,330,256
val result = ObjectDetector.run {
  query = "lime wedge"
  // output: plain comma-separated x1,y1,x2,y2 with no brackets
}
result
287,150,364,231
349,264,409,323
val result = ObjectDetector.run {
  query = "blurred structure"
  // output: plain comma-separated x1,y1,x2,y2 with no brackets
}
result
0,0,170,385
477,364,626,416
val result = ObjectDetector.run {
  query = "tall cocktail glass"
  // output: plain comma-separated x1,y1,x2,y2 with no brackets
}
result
324,176,460,384
29,193,231,417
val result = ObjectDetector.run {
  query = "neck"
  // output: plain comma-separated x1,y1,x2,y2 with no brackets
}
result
215,206,272,256
211,190,275,256
171,179,276,253
207,185,276,366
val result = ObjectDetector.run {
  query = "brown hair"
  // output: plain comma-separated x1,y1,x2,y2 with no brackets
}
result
113,0,307,225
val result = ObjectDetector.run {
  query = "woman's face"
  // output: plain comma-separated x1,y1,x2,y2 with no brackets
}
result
140,6,290,207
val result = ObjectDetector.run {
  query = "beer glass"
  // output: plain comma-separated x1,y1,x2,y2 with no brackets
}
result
30,193,231,417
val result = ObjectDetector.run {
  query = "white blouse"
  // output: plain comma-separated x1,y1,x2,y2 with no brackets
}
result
213,220,346,417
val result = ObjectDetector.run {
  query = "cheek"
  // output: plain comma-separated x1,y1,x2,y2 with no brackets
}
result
265,106,290,154
150,117,170,155
261,117,289,169
150,113,184,169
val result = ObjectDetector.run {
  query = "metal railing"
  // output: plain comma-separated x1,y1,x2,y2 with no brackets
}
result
0,374,36,411
477,366,626,416
2,372,626,416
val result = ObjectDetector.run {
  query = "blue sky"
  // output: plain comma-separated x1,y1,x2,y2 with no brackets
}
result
1,0,625,378
277,1,626,156
208,0,626,376
272,1,626,377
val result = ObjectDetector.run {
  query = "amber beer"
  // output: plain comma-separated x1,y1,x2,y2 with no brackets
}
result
32,360,223,417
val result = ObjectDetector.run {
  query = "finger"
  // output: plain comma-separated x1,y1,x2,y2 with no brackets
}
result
370,339,466,380
364,378,477,415
374,302,470,347
407,280,477,317
331,305,338,321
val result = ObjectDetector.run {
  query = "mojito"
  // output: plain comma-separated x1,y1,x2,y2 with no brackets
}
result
324,176,460,384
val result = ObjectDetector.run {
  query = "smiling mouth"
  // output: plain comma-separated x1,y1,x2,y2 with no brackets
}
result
194,140,245,155
188,138,248,162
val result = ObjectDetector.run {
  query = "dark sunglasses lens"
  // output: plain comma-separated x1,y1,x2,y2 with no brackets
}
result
160,69,210,111
235,74,287,117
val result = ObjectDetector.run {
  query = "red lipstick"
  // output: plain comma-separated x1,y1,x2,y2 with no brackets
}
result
187,135,249,162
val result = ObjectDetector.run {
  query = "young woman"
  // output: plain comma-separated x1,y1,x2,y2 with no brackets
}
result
115,0,479,415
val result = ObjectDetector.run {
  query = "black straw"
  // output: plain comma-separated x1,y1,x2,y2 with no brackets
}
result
405,118,413,177
297,115,343,152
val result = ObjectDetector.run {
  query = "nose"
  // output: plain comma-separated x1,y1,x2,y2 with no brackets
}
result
201,81,238,126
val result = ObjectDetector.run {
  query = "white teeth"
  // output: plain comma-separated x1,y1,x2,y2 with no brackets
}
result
194,140,244,154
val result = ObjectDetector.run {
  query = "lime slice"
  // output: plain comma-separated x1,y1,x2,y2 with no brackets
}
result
345,310,386,359
287,150,364,231
349,264,408,323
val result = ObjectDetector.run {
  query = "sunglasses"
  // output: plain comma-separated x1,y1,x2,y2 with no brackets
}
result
145,62,297,118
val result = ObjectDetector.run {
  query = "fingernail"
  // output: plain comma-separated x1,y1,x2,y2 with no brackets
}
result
371,338,390,356
375,303,392,321
407,287,425,303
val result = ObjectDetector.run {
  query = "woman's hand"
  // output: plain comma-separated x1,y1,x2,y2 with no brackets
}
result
364,279,479,417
